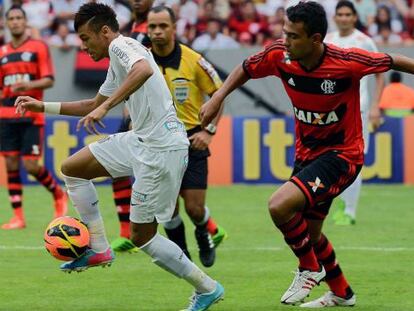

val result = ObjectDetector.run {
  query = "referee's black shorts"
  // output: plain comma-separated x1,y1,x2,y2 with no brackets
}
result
181,126,211,190
290,151,362,220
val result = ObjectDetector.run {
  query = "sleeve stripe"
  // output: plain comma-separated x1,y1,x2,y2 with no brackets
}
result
326,50,391,67
242,60,252,78
246,42,285,65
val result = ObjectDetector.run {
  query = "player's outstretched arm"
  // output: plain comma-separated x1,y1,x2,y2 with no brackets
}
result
389,53,414,74
200,64,249,127
15,94,108,117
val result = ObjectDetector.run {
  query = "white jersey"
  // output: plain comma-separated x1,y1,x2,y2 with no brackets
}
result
99,35,189,150
325,29,378,112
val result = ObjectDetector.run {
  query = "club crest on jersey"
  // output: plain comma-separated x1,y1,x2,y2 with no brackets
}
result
321,79,336,94
172,78,189,104
294,107,340,126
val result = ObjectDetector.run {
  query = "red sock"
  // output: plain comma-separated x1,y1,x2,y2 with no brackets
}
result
112,178,132,239
7,170,24,218
314,234,353,298
277,213,320,271
34,167,63,199
206,217,218,235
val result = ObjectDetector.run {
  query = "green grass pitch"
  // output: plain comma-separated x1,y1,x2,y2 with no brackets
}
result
0,184,413,311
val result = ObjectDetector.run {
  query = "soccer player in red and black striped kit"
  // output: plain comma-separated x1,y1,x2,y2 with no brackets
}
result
0,6,67,230
201,1,414,308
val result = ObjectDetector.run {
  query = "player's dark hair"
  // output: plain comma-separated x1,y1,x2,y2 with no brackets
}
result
74,2,119,33
6,5,26,19
336,0,357,15
286,1,327,40
390,71,402,83
149,5,176,23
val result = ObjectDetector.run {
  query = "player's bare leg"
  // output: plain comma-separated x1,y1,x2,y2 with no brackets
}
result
268,182,325,305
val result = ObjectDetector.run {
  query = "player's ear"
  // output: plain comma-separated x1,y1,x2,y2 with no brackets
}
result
312,33,323,44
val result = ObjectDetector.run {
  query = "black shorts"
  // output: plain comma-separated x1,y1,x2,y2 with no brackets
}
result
181,148,210,190
290,151,362,220
0,121,43,158
117,116,132,133
181,126,211,190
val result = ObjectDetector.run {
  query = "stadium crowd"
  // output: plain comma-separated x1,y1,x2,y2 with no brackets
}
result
1,0,414,50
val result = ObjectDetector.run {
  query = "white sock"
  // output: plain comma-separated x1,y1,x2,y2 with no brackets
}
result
340,173,362,219
194,206,210,226
63,174,109,253
163,214,183,230
140,233,216,293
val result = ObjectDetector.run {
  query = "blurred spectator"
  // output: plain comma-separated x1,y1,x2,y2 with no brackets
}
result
373,25,403,45
22,0,54,37
351,0,377,30
192,18,239,51
196,0,220,35
53,0,83,31
368,5,403,37
47,19,80,51
255,0,284,17
268,6,285,25
228,0,268,46
379,71,414,116
263,21,283,46
89,0,132,31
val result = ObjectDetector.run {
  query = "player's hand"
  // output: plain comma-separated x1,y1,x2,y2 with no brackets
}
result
200,97,222,128
14,96,44,115
11,82,30,93
77,105,107,134
189,130,212,150
369,105,383,131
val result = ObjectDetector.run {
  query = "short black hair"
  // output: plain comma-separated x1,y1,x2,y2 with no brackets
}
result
148,5,176,23
6,5,26,19
286,1,327,40
336,0,357,15
74,2,119,33
390,71,402,83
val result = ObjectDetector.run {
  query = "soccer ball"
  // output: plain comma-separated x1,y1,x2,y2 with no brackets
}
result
44,216,90,261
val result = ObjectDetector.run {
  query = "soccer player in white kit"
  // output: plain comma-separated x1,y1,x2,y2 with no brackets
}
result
325,0,384,225
15,3,223,310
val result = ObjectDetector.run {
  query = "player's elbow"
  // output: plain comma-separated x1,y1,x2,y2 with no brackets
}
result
132,59,153,80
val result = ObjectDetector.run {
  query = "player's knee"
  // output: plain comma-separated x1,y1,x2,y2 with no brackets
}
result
185,203,204,223
61,158,76,176
23,160,40,175
268,194,295,224
130,226,156,248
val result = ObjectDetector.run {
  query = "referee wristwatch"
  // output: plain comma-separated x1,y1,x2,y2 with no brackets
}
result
204,123,217,135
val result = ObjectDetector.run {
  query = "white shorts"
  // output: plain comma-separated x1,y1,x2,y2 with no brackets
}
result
89,131,188,224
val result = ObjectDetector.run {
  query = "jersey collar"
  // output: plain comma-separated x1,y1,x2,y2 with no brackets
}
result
152,41,181,70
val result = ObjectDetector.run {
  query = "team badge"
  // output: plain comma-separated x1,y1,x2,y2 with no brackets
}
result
21,52,32,62
321,79,336,94
172,78,189,104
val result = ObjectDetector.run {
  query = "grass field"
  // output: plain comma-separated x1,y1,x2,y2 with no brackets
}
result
0,184,413,311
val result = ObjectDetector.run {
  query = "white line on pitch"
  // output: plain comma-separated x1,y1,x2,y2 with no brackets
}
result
0,245,413,252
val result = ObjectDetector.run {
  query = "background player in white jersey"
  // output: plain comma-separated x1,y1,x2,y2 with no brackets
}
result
325,0,384,225
15,3,223,310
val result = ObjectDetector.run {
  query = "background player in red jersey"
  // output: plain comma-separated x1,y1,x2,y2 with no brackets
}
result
200,1,414,308
0,6,67,230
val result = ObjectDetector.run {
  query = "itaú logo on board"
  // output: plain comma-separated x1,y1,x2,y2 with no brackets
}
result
293,107,340,125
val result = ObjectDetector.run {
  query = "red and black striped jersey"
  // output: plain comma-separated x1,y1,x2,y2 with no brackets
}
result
243,40,392,164
130,21,151,48
0,38,54,125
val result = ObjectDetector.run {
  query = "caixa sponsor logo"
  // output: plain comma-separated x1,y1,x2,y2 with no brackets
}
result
294,107,340,125
164,118,184,133
4,73,31,86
